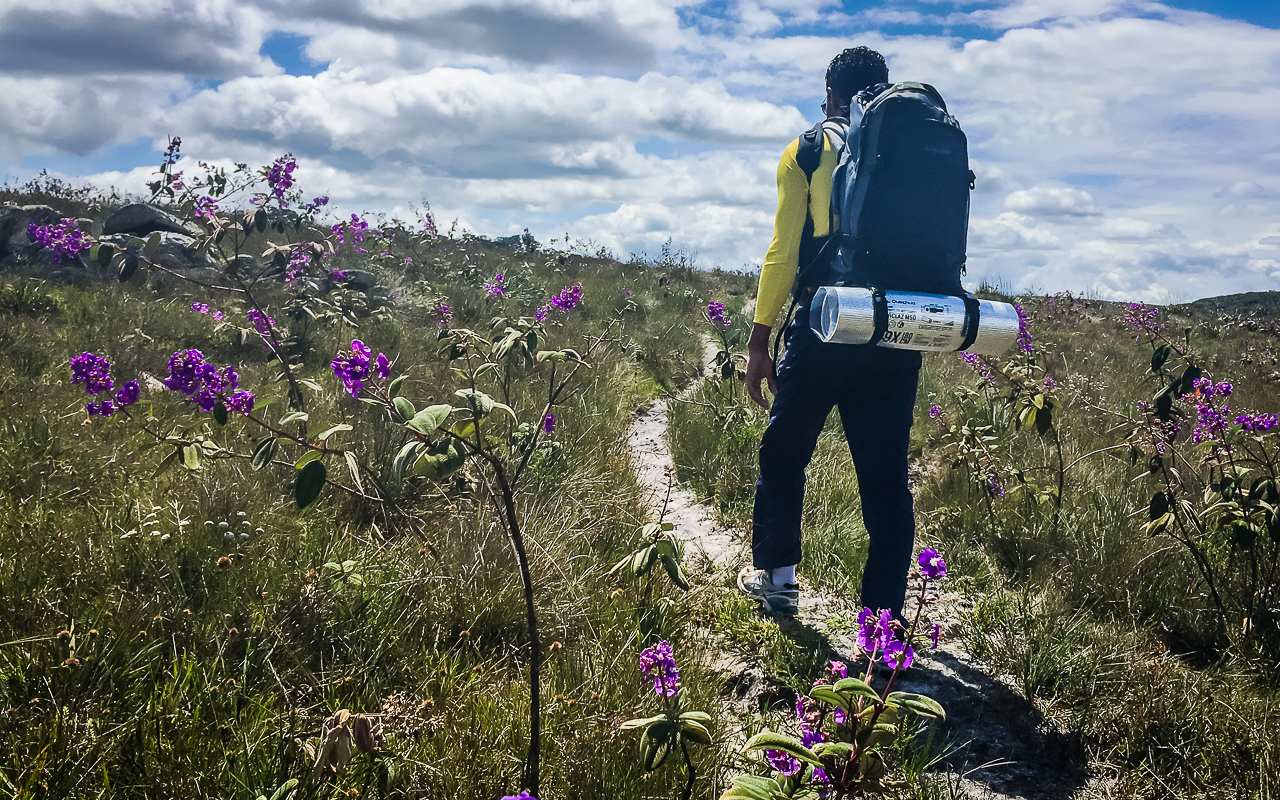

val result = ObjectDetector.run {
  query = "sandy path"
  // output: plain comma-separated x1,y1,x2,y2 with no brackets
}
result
624,364,1097,799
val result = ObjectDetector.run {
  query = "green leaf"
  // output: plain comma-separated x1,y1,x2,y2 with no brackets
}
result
659,554,691,590
144,232,162,261
317,423,352,442
832,676,880,701
153,446,180,478
393,396,415,421
1149,491,1170,521
489,401,518,423
1034,405,1053,436
279,411,309,425
180,444,201,470
454,388,494,417
808,687,853,712
118,253,139,282
641,720,676,771
813,741,854,761
251,437,278,471
721,775,782,800
886,691,946,719
679,711,712,723
392,441,421,483
295,450,324,469
653,538,678,559
450,418,478,439
256,210,268,233
268,780,299,800
407,404,451,435
95,243,115,270
1151,344,1172,373
388,375,407,398
212,403,229,426
742,732,822,767
536,350,565,363
633,545,659,577
1179,365,1202,397
526,330,538,351
620,714,667,731
295,460,326,509
680,719,713,745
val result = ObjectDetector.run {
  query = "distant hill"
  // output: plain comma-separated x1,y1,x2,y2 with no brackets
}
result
1179,290,1280,318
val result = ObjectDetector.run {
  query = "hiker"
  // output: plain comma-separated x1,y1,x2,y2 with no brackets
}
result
739,47,922,620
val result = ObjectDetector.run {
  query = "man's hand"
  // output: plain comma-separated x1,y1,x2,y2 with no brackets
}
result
746,322,777,409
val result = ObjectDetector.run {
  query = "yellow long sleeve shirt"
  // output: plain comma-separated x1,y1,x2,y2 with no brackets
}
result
753,125,843,327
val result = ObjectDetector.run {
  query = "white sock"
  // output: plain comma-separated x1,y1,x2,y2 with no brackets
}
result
769,565,797,587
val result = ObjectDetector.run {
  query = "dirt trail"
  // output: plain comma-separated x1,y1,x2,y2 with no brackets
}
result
625,388,1095,799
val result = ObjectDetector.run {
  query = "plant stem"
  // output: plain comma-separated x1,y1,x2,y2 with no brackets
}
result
679,735,696,800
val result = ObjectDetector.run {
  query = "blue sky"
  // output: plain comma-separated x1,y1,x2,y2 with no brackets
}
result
1,0,1278,301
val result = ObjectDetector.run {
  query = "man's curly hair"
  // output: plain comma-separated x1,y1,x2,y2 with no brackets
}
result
826,47,889,100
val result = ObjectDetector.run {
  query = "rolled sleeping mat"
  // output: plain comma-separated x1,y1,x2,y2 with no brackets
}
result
810,286,1020,356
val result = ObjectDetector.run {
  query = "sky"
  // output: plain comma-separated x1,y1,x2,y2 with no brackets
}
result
1,0,1278,302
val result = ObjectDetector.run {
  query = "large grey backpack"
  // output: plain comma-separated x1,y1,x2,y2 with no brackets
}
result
792,82,975,300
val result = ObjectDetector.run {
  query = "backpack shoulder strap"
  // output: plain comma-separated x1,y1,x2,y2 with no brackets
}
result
795,122,825,183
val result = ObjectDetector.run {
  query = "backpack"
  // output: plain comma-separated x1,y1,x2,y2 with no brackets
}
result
792,82,975,300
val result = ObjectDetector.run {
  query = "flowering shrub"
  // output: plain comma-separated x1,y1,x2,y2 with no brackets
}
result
621,641,711,798
28,219,90,263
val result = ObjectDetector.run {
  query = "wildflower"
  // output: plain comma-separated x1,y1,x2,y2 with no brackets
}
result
331,269,348,282
27,219,89,263
500,792,537,800
86,400,116,416
285,249,311,289
1237,413,1279,432
1122,302,1164,338
161,348,254,415
638,640,679,698
70,352,114,395
961,352,995,383
543,412,556,434
856,607,894,653
331,340,372,398
437,303,453,327
115,380,140,407
882,637,914,670
930,622,941,649
986,473,1005,497
1042,375,1058,391
1014,302,1032,352
535,306,548,322
623,287,632,298
484,273,506,297
193,196,219,219
928,403,942,419
550,285,583,312
191,302,210,314
917,548,946,580
303,195,329,214
765,749,801,777
707,301,731,327
263,155,297,205
1215,381,1233,397
375,353,391,380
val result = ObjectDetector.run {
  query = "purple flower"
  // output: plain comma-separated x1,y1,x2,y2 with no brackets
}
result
212,311,224,322
535,306,548,322
485,273,506,297
986,473,1005,497
28,219,89,263
929,404,942,419
543,412,556,435
161,349,251,414
623,287,632,298
332,214,369,246
930,622,941,649
331,339,372,398
437,303,454,327
330,269,348,282
961,352,995,383
303,195,329,214
707,302,731,327
1122,303,1164,338
828,660,847,680
638,640,679,698
1215,381,1233,397
918,548,946,580
247,309,275,338
1014,302,1032,353
1237,413,1279,432
375,353,391,380
882,638,915,670
115,380,140,407
86,400,115,417
550,285,583,312
263,155,297,206
70,352,114,395
857,607,894,653
1042,375,1058,391
191,302,210,314
193,196,219,219
765,749,801,777
499,793,537,800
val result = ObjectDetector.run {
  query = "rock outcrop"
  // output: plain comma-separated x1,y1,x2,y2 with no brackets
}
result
102,203,197,237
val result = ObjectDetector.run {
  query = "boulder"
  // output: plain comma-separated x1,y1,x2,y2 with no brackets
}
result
102,203,197,237
99,232,223,287
0,204,61,262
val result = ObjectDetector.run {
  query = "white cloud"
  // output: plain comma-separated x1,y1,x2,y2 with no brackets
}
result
1004,186,1098,217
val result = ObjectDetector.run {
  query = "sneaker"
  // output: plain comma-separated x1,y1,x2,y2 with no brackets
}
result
737,567,800,617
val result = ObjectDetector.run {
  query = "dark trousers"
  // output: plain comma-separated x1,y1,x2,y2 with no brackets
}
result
752,307,921,618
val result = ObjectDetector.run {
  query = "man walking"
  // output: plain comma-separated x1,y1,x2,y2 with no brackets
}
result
739,47,921,621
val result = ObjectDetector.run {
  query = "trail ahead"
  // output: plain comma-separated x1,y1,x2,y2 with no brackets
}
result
625,398,1096,800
